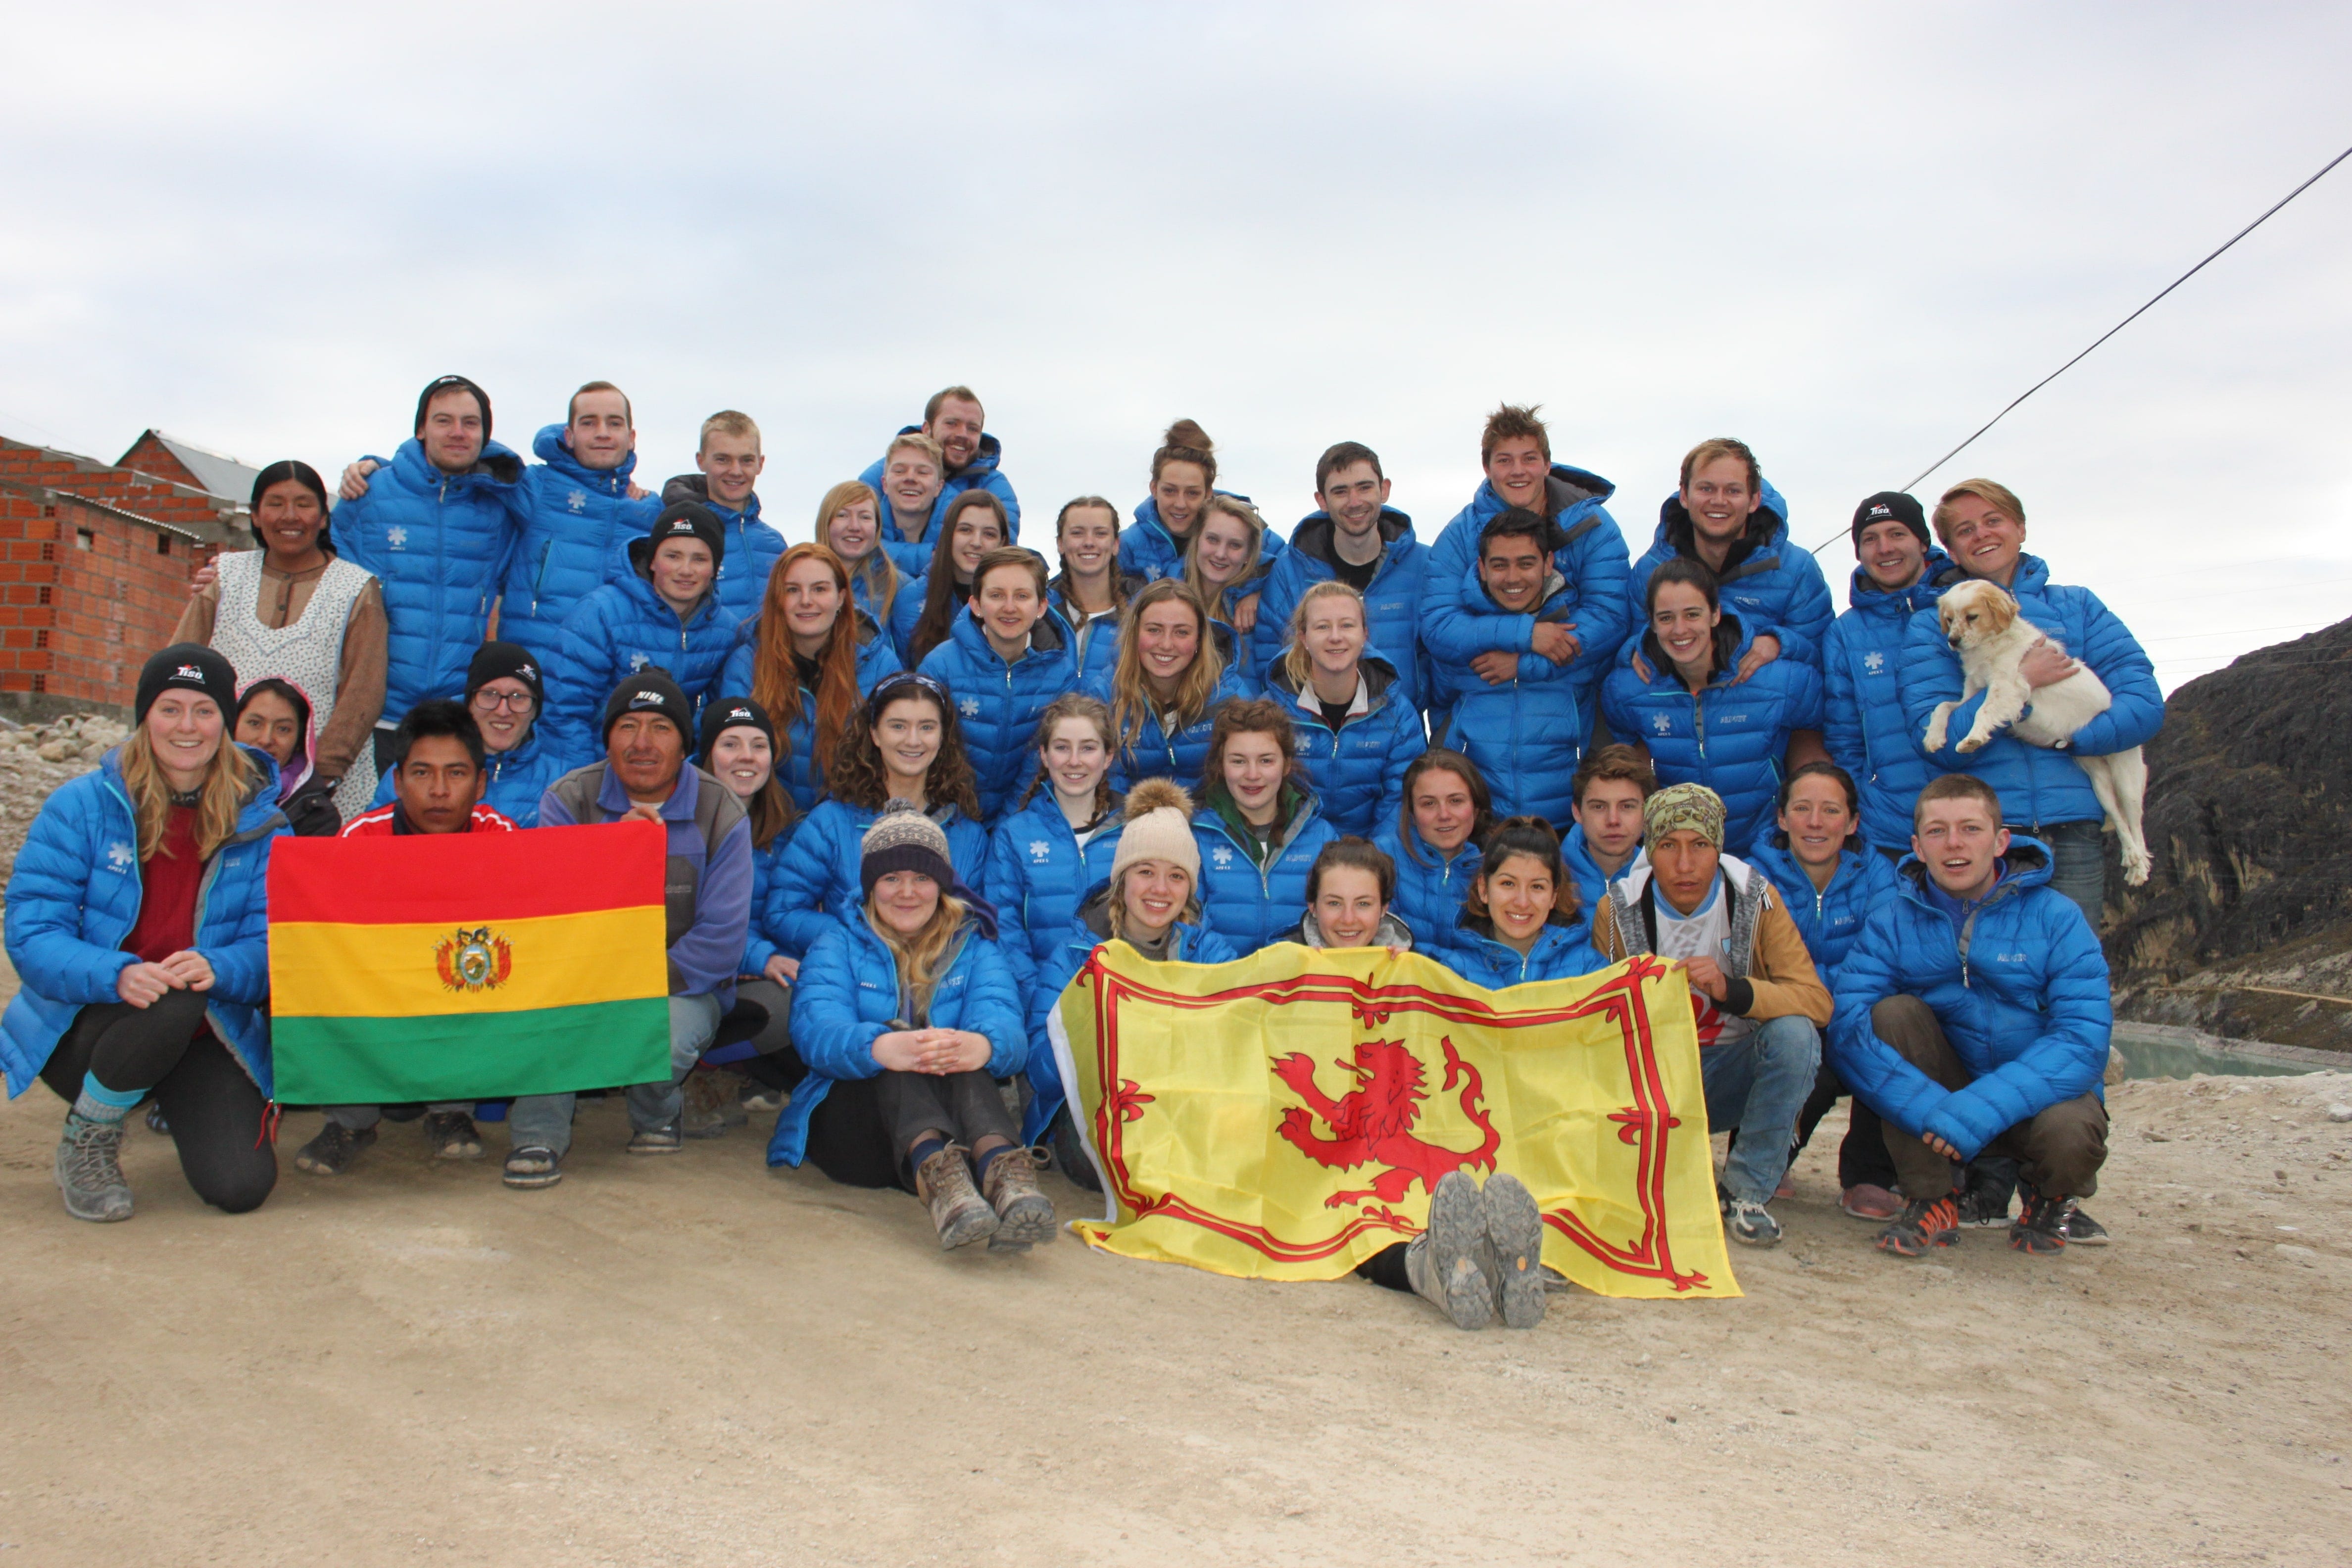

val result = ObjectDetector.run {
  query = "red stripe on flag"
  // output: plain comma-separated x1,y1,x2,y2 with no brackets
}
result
266,821,667,925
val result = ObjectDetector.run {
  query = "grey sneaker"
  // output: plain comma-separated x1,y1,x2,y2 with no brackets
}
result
1405,1170,1494,1330
627,1121,685,1155
294,1120,377,1176
502,1145,563,1189
55,1113,133,1223
1723,1198,1783,1247
424,1111,482,1161
915,1143,999,1249
1481,1173,1547,1329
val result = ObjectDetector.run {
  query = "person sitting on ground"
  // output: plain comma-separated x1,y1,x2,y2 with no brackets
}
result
1265,582,1422,838
1429,506,1591,821
296,701,521,1176
721,541,902,813
1562,743,1655,912
1191,698,1340,954
1627,437,1833,676
658,410,786,624
1590,784,1832,1248
1080,577,1245,794
1046,496,1139,681
981,694,1127,992
1828,773,2114,1259
503,674,753,1189
233,679,340,837
766,806,1049,1253
1253,441,1430,712
918,546,1077,822
1442,816,1605,989
1183,494,1274,687
1373,748,1493,962
1603,558,1827,853
548,502,741,765
3,645,284,1223
896,490,1010,665
368,641,566,827
856,386,1023,572
813,481,910,636
869,432,947,581
1285,836,1414,953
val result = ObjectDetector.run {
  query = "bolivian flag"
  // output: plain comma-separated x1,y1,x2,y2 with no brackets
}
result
267,822,670,1104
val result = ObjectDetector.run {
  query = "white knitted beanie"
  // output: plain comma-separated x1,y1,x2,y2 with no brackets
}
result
1109,778,1200,882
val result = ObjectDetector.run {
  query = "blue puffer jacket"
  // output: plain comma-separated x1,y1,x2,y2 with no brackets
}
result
1192,791,1339,954
1019,884,1238,1143
1116,494,1285,585
332,438,523,722
1600,615,1825,853
3,748,287,1098
1209,583,1272,691
1442,913,1608,990
981,793,1127,988
765,798,992,959
1420,464,1630,735
1079,657,1248,795
916,607,1079,823
740,830,798,979
765,902,1024,1168
1428,564,1587,823
498,424,660,669
1827,839,2109,1162
369,726,567,828
1561,823,1640,916
1823,550,1966,850
545,569,741,767
1899,554,2164,829
1252,508,1429,713
859,429,1023,577
1746,836,1899,988
1628,481,1834,671
717,611,903,812
1264,652,1423,838
657,476,788,626
1373,825,1481,961
1048,577,1142,684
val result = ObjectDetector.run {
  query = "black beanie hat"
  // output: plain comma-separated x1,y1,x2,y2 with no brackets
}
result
1850,490,1930,551
631,501,725,572
249,459,331,515
698,695,776,763
601,667,693,746
135,643,239,727
413,374,492,440
466,640,545,709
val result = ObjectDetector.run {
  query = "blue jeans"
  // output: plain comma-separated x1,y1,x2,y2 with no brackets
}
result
1703,1014,1821,1205
2024,819,2105,932
507,994,723,1156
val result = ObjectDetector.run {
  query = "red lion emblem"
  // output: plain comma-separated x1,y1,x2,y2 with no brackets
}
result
1272,1036,1501,1208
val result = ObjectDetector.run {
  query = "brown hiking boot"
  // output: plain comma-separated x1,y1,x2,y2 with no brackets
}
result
915,1143,999,1250
681,1069,746,1139
980,1145,1057,1252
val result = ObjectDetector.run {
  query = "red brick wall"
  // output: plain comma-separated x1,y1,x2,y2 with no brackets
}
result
118,431,205,495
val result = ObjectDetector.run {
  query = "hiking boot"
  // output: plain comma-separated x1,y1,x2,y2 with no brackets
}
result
294,1120,376,1176
915,1143,999,1250
2058,1199,2109,1246
55,1113,133,1223
1840,1183,1901,1221
627,1121,685,1155
424,1111,483,1161
980,1145,1057,1252
1404,1170,1493,1330
1723,1197,1783,1247
1049,1107,1103,1193
1875,1193,1960,1257
1954,1185,2012,1227
1481,1172,1546,1329
2010,1184,2069,1255
502,1145,563,1190
681,1070,745,1139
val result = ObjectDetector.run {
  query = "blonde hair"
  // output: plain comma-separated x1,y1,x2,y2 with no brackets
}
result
1278,579,1368,691
815,480,899,623
1109,579,1225,755
119,725,260,863
884,431,945,472
1931,479,2027,545
1106,866,1201,940
699,409,760,452
868,891,970,1013
1678,437,1759,492
1182,495,1266,612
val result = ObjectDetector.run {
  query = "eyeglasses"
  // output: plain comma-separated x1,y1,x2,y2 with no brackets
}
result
472,690,536,713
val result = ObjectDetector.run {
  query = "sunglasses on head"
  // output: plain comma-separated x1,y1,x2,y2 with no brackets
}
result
865,671,953,720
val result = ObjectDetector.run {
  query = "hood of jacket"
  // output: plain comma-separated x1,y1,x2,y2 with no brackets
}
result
387,436,524,492
613,554,726,630
531,423,639,494
1650,478,1792,578
1891,834,2055,913
661,471,762,526
948,598,1072,663
1846,546,1963,619
1287,506,1416,567
1264,645,1404,713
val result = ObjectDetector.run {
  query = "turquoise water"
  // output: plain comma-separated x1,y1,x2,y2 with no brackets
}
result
2109,1027,2332,1081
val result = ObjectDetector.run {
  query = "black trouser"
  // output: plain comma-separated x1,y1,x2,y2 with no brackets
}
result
40,989,277,1214
802,1070,1017,1190
1357,1243,1412,1292
1791,1064,1900,1191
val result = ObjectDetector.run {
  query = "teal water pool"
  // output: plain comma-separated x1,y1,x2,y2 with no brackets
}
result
2110,1023,2341,1081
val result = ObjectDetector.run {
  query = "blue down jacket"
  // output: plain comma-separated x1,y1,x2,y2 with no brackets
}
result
1561,823,1640,917
1048,576,1143,684
1420,464,1631,735
1192,790,1339,954
1627,480,1834,671
657,475,788,625
1116,494,1285,586
369,725,567,828
740,830,798,979
1827,838,2109,1162
1746,836,1899,988
332,438,522,722
1079,649,1249,796
3,747,287,1098
498,424,659,669
1019,885,1239,1143
717,611,903,813
1428,563,1587,824
546,568,741,767
1263,651,1423,838
1252,508,1429,713
1600,614,1825,854
1442,911,1608,990
1899,554,2164,829
982,793,1127,989
765,902,1024,1168
859,428,1023,576
1823,550,1965,851
917,606,1079,822
1374,824,1481,962
765,798,991,959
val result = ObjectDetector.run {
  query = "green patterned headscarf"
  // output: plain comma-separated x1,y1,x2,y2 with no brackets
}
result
1642,783,1725,850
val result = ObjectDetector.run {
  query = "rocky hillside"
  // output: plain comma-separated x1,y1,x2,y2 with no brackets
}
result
2108,616,2352,1052
0,713,121,880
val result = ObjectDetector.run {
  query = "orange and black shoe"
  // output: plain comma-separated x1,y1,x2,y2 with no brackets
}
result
2009,1184,2070,1256
1874,1193,1960,1257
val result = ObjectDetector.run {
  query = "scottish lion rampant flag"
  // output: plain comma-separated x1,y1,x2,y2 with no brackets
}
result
1049,944,1740,1300
266,822,670,1103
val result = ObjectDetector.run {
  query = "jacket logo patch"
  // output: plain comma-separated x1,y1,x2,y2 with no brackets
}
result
1863,651,1885,674
105,840,134,872
628,653,652,673
1028,839,1051,863
959,696,981,717
387,526,409,550
566,490,588,513
1650,713,1673,735
434,926,513,993
1211,845,1234,869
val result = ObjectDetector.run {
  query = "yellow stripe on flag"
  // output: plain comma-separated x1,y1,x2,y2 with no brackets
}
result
271,906,669,1019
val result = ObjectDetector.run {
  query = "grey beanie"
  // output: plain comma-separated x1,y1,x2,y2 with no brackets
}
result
860,799,955,899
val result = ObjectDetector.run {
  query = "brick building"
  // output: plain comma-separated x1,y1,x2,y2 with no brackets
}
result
0,433,256,721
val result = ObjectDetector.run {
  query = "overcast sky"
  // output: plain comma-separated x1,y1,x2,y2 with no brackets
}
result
5,2,2347,692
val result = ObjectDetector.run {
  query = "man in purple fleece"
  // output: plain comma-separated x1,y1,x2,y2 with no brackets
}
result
501,671,753,1190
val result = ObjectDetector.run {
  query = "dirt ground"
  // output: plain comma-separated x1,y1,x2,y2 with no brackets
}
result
3,1040,2349,1566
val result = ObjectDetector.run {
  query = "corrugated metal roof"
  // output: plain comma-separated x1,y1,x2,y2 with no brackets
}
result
140,430,261,506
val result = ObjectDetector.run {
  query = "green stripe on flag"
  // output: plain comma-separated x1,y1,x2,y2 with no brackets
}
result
271,998,672,1105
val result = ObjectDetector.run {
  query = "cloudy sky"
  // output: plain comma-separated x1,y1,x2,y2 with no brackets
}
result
5,3,2347,692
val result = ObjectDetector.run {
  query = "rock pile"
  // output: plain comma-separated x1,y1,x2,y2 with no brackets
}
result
0,714,125,882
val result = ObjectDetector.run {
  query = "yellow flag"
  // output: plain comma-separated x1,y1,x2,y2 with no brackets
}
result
1050,943,1740,1300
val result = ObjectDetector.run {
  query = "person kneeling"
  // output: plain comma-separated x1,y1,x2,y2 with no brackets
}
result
770,806,1050,1252
1591,783,1832,1248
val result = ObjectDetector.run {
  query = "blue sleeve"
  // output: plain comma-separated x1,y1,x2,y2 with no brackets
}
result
1560,513,1634,685
548,599,620,768
959,938,1029,1077
980,822,1036,991
194,828,284,1005
2058,588,2164,756
1375,700,1421,832
1820,618,1865,776
1899,606,1975,766
669,815,753,997
769,811,843,957
1772,550,1834,669
1786,659,1825,733
982,472,1021,541
326,465,392,575
1250,553,1300,678
1025,936,1089,1043
888,578,926,660
790,928,888,1080
1922,903,2112,1159
1824,919,1954,1140
739,842,781,977
1421,516,1538,663
718,634,755,700
1624,543,1666,637
1599,666,1639,746
2,795,136,1005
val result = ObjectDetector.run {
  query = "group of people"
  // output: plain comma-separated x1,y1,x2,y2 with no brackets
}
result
0,376,2154,1333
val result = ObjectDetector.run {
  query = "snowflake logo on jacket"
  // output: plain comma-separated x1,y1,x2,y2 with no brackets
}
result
1211,844,1233,869
1650,712,1672,736
105,840,134,873
628,652,651,673
386,526,408,551
960,697,981,717
1863,650,1885,674
566,490,588,513
1028,840,1051,863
